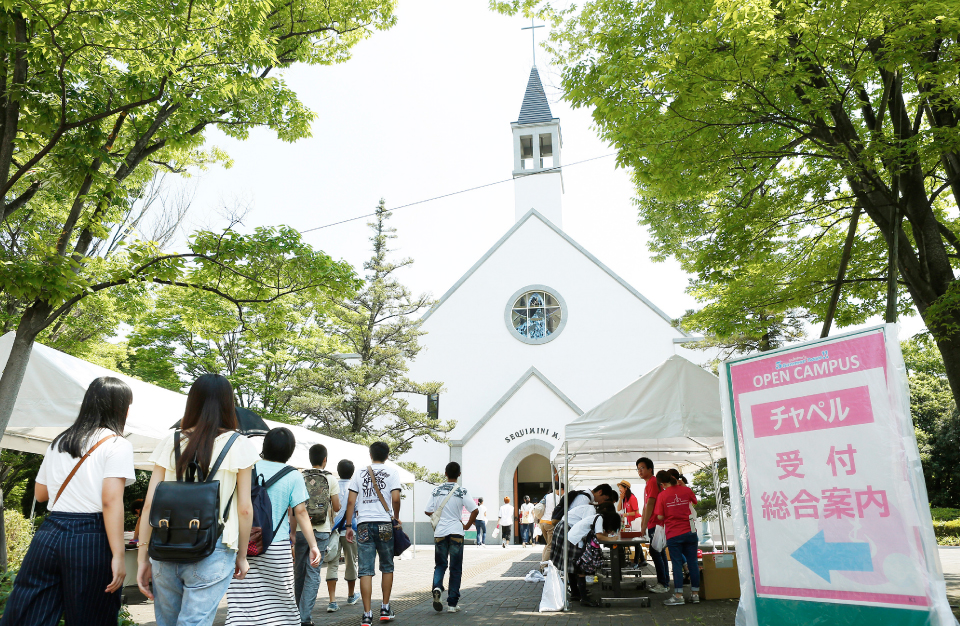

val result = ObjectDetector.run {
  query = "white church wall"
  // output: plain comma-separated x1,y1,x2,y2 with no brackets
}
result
459,373,580,505
514,171,563,225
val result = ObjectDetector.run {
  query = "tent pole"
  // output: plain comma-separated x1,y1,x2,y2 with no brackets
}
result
712,457,727,552
29,492,37,522
412,484,416,558
563,440,569,612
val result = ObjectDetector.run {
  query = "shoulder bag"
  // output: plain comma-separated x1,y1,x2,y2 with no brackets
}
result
148,431,240,563
577,515,605,575
53,434,120,505
429,485,458,530
367,465,411,556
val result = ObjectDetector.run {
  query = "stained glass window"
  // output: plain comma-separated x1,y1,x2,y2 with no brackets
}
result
511,290,563,341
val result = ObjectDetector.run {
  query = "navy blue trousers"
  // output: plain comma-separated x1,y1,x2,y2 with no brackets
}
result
0,512,121,626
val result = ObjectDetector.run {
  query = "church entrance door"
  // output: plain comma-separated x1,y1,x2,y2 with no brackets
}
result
513,454,552,545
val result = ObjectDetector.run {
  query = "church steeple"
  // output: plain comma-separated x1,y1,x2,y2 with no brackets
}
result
512,67,563,227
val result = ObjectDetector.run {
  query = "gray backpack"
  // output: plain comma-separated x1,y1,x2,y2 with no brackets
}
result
303,469,331,525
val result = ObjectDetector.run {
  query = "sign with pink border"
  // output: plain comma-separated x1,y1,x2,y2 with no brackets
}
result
727,329,932,608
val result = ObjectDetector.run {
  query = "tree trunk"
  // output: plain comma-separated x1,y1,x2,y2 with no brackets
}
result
0,302,51,568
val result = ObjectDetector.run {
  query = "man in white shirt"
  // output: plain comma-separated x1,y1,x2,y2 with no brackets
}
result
344,442,402,625
519,496,535,547
475,498,488,546
539,483,563,561
498,497,515,548
424,462,478,613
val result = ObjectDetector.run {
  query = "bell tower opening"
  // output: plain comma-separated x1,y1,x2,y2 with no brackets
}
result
512,67,563,227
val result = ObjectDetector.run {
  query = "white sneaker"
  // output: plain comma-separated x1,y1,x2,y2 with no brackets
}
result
691,593,700,603
447,606,461,613
648,583,670,594
663,595,686,606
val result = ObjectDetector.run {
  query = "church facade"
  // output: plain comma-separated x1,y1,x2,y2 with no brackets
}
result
403,67,692,532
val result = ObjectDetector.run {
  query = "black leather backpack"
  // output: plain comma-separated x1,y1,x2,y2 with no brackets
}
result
148,431,240,563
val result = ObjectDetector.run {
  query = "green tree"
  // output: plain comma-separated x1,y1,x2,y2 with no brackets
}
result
903,334,960,508
494,0,960,407
0,0,397,441
125,285,345,420
291,201,453,456
692,458,730,521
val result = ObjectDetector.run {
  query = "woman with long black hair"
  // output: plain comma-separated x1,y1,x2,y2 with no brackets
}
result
137,374,260,626
0,376,135,626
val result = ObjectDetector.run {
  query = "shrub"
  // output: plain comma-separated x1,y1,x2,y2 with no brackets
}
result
932,519,960,544
931,507,960,521
4,510,34,570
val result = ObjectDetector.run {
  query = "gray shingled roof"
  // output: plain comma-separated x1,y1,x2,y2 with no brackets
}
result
517,67,554,124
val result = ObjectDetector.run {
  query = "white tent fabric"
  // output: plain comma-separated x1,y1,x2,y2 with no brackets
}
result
262,419,414,483
0,332,414,483
0,332,186,467
554,354,726,475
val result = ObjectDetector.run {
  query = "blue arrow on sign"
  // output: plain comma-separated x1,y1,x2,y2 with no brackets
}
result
790,530,873,582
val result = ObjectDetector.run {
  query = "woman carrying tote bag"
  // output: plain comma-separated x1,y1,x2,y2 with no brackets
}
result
0,377,136,626
137,374,260,626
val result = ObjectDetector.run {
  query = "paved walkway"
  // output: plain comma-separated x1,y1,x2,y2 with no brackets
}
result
127,545,960,625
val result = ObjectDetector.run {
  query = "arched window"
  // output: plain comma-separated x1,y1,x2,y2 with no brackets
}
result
505,286,567,344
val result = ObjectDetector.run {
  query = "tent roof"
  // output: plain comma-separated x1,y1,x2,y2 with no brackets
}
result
555,355,725,471
0,333,414,482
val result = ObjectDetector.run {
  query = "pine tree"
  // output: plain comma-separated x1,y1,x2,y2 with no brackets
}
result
292,200,453,456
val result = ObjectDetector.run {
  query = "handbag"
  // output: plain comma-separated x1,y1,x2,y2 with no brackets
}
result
149,431,240,563
576,515,604,575
430,485,458,530
367,466,411,557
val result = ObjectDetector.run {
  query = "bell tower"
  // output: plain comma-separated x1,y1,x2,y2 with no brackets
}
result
512,67,563,227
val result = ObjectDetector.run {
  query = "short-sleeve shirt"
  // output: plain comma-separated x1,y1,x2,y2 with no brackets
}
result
644,477,661,528
257,461,309,539
568,514,604,547
304,469,340,533
654,484,698,540
38,429,136,514
566,503,596,527
477,504,488,520
149,431,260,551
499,504,514,526
520,503,535,524
426,482,477,538
348,463,402,524
620,493,640,523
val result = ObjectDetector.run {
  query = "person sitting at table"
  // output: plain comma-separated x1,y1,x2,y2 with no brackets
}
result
566,509,621,607
654,471,699,606
616,480,642,568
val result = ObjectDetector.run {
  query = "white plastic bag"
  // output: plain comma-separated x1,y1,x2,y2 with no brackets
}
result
689,502,699,535
525,569,546,583
533,524,543,538
539,563,565,612
652,524,666,552
491,525,500,539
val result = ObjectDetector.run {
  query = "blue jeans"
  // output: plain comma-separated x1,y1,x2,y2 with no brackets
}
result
152,540,236,626
520,523,534,544
0,512,120,626
295,530,331,622
357,522,394,577
648,527,669,586
432,535,464,607
666,531,700,593
474,521,486,545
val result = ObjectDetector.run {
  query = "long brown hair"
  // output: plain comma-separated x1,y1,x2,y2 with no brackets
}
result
177,374,238,480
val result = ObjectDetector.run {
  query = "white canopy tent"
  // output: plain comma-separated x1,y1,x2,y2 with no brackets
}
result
551,355,729,608
0,332,414,483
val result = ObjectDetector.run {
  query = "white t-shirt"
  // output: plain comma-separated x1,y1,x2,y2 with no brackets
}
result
348,463,402,524
499,504,515,526
37,429,136,514
542,492,559,517
568,514,604,547
567,503,598,527
426,482,477,538
477,504,488,520
149,430,260,551
520,502,535,524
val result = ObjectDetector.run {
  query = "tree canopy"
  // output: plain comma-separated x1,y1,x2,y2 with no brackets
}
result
493,0,960,404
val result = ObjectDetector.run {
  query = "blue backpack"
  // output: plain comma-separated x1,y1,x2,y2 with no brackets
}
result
247,464,296,556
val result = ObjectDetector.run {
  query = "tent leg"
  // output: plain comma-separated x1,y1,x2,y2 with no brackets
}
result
29,492,36,522
563,441,569,612
712,459,727,552
412,484,416,558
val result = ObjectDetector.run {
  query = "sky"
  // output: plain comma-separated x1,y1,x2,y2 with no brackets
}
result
176,0,925,341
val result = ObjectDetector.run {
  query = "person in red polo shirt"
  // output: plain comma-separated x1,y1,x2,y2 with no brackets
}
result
636,457,669,593
654,471,700,606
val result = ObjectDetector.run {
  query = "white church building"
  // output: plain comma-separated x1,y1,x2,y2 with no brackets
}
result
402,67,695,539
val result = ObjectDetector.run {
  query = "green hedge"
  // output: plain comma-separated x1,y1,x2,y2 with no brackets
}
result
933,519,960,545
931,507,960,521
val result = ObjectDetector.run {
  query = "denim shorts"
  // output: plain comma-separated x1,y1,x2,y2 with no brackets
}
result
357,522,394,577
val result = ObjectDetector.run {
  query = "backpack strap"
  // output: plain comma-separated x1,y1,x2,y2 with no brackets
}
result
262,464,297,490
207,432,240,481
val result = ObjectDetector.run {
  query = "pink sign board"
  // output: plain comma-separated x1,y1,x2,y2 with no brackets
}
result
727,329,931,608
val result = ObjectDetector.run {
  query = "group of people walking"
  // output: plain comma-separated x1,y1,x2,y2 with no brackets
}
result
0,374,406,626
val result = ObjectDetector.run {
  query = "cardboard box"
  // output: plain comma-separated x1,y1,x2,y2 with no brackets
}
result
701,552,740,600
